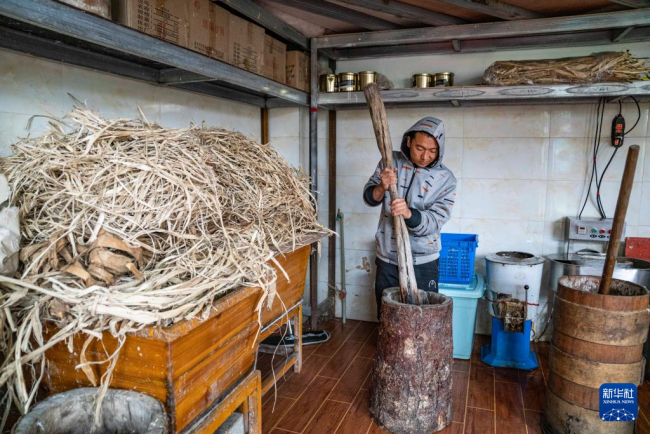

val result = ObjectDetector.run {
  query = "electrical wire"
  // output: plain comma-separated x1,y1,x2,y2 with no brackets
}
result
579,98,606,219
578,95,641,220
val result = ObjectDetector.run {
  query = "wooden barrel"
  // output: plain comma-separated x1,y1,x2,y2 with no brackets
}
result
543,275,649,434
370,288,453,434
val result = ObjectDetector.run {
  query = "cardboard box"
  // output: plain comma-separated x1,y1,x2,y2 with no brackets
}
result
112,0,189,48
286,51,310,92
188,0,230,63
262,35,286,83
229,14,265,74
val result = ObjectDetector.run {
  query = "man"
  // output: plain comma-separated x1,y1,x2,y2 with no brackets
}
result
363,117,457,315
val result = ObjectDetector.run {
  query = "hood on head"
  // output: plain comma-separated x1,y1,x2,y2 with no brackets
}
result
400,117,445,168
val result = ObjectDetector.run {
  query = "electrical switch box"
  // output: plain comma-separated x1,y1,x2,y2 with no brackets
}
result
565,217,625,242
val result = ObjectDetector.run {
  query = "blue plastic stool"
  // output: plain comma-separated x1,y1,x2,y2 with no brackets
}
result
480,317,538,370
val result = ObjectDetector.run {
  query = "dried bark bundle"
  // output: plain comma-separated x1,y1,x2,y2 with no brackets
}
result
483,51,650,86
0,106,326,422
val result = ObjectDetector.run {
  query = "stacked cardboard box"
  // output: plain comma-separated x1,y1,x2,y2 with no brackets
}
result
188,0,230,62
262,35,286,83
229,14,265,75
286,51,309,92
112,0,189,47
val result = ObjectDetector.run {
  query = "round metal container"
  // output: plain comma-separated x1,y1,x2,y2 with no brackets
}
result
319,74,337,93
337,72,357,92
546,253,650,292
485,252,545,331
358,71,377,90
434,72,455,87
412,73,431,88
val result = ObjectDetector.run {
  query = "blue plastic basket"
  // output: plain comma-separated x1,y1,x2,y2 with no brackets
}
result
439,233,479,285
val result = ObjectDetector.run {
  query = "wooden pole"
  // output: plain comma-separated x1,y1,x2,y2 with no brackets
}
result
599,144,640,295
363,83,419,305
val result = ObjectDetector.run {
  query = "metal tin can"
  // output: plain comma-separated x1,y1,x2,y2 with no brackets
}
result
358,71,377,90
338,72,358,92
433,72,455,87
319,74,337,93
412,73,432,88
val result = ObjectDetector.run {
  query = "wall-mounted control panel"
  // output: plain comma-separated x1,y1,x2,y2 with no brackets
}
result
565,217,626,242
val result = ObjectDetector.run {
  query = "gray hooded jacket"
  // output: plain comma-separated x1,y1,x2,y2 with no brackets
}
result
363,117,457,265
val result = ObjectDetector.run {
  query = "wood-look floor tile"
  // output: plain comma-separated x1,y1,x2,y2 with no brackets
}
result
358,331,378,359
639,380,650,411
495,381,526,434
452,371,469,423
468,365,494,410
361,371,373,390
438,422,464,434
303,399,351,434
348,321,377,343
464,407,494,434
261,396,296,434
471,334,491,362
367,421,392,433
518,370,545,412
274,376,338,432
268,429,297,434
285,354,330,387
313,320,359,356
330,356,374,403
319,340,365,378
274,380,307,400
453,359,470,373
336,388,374,434
534,342,550,378
525,410,543,434
495,368,520,384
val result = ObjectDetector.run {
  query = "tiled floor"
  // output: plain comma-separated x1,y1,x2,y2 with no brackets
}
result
258,319,650,434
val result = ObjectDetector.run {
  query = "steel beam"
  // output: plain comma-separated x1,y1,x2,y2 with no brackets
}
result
171,82,266,106
309,38,319,331
609,0,650,7
334,0,466,26
315,8,650,48
612,26,636,41
330,27,650,59
433,0,543,20
0,25,159,83
318,82,650,108
264,0,400,31
215,0,308,49
0,0,308,105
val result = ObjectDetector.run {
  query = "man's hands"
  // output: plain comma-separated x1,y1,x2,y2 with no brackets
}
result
380,167,397,191
372,168,411,219
391,198,412,219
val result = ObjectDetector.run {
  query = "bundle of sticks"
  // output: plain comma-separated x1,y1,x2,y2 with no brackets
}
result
483,51,650,86
0,105,326,421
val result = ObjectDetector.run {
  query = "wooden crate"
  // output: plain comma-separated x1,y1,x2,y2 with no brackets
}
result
42,244,311,433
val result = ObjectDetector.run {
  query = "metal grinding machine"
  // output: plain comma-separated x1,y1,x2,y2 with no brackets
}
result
481,251,545,370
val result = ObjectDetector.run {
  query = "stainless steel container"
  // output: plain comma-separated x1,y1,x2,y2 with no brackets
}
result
338,72,357,92
319,74,337,93
358,71,377,90
412,73,431,88
546,253,650,292
433,72,455,87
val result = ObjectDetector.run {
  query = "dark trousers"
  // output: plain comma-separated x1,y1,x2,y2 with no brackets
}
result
374,257,440,318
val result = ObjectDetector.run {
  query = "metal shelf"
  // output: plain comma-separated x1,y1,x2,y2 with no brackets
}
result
318,82,650,109
0,0,309,108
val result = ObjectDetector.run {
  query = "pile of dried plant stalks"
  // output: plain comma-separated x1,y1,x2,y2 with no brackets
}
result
0,106,326,424
483,51,650,85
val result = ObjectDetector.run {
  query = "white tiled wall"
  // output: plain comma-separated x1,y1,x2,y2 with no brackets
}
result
311,41,650,330
322,100,650,334
0,49,261,157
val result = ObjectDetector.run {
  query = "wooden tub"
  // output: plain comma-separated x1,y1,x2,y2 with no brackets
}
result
41,243,312,433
